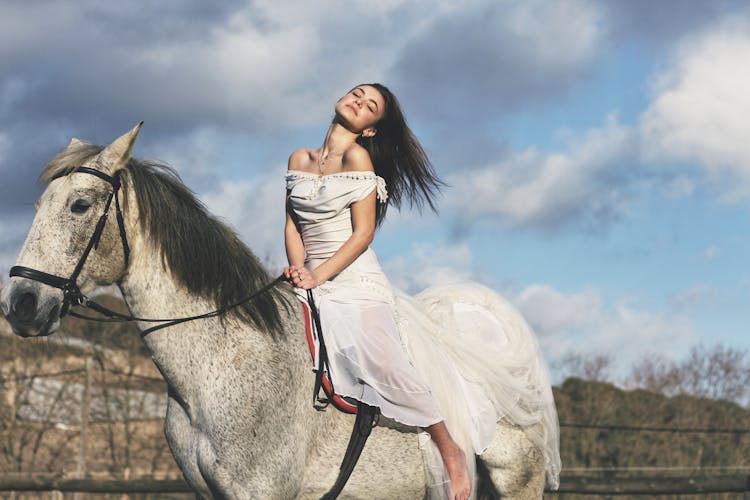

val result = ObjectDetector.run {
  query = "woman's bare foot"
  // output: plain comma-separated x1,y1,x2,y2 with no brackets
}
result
425,422,472,500
443,445,471,500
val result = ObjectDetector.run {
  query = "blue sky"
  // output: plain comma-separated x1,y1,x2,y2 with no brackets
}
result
0,1,748,381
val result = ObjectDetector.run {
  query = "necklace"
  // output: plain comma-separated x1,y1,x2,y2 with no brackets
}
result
317,147,344,174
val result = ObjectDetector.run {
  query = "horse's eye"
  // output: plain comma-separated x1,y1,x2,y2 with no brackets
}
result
70,199,91,214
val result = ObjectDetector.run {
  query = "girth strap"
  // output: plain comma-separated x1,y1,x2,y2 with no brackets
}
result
305,289,380,499
307,289,335,411
321,403,378,500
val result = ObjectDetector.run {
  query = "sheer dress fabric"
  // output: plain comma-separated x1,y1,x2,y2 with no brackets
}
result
285,170,561,493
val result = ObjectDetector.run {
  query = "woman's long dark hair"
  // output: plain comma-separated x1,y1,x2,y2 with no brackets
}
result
355,83,444,227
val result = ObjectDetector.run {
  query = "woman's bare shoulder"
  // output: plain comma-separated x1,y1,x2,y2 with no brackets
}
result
287,148,316,172
341,144,374,173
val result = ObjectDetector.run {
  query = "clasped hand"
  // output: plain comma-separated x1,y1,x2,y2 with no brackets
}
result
284,265,319,290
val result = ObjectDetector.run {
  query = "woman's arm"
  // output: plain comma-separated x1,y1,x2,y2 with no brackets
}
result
310,189,376,284
285,196,305,268
284,149,309,284
292,146,377,290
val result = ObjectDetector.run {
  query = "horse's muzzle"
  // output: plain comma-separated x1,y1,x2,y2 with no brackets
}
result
1,280,61,337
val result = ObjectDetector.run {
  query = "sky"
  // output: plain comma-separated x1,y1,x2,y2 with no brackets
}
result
0,0,748,381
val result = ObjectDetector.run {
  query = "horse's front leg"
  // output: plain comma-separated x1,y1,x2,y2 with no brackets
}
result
163,394,214,498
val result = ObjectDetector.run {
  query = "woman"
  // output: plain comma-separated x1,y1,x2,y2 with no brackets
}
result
283,84,559,500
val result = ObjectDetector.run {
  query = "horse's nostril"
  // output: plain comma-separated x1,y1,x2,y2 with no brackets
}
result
13,292,37,322
50,304,60,320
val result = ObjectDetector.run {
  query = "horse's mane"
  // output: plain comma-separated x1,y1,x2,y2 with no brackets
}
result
41,143,291,338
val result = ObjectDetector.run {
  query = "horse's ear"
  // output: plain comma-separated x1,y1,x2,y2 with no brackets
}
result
96,121,144,173
66,137,83,149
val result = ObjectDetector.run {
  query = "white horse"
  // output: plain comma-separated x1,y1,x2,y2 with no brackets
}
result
0,125,549,499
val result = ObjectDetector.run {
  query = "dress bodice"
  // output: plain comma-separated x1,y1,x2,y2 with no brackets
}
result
285,170,387,262
284,170,560,492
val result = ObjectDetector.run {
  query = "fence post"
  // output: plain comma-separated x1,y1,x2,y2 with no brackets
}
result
75,358,92,500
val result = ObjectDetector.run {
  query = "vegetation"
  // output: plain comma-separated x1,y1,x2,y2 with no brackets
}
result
1,293,749,498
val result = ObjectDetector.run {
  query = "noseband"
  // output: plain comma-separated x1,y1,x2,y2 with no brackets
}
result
9,166,284,335
10,166,375,497
10,167,129,317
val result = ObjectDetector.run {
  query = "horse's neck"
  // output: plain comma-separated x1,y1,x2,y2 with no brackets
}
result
117,231,297,397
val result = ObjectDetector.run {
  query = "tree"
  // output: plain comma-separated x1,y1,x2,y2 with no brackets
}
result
554,351,613,383
627,344,750,406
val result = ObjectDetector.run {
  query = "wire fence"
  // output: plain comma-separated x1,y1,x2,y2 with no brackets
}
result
560,421,750,434
2,362,750,496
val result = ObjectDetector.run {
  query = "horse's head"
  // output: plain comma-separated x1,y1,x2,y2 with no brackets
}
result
0,123,142,337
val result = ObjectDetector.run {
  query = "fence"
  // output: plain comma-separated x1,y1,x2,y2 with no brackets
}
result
0,336,750,495
0,352,179,484
0,472,746,495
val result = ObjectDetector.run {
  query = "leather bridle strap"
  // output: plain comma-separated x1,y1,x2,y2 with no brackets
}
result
10,163,376,498
321,402,378,500
10,167,129,317
307,288,336,411
305,289,379,499
8,164,286,335
71,275,286,337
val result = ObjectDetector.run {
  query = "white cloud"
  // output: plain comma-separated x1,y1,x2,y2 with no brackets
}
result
640,15,750,201
512,284,696,371
143,127,228,190
0,1,413,132
514,284,601,335
445,115,636,228
382,242,477,294
200,172,286,272
439,11,750,229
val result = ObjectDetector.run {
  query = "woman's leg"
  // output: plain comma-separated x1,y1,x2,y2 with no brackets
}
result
425,421,471,500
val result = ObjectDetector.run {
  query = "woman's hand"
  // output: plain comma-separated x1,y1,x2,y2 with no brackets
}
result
284,265,319,290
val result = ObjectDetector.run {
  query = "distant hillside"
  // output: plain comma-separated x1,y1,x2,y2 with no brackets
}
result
554,377,750,472
1,293,749,497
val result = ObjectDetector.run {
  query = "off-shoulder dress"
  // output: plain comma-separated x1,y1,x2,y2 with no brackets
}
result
286,170,561,493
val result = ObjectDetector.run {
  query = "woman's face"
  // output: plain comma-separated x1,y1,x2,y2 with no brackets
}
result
335,85,386,137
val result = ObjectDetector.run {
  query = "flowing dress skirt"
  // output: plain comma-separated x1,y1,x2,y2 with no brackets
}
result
299,248,561,495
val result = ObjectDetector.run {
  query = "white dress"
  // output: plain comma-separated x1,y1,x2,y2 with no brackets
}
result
286,170,561,494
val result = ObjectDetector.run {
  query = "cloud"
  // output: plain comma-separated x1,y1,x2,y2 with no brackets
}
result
444,115,638,229
667,284,718,311
3,0,749,264
381,241,478,293
0,1,413,137
0,122,71,216
200,171,286,272
0,212,35,280
512,284,697,370
514,284,601,335
0,132,8,159
141,126,230,192
640,15,750,201
604,0,740,45
437,9,750,230
391,0,601,123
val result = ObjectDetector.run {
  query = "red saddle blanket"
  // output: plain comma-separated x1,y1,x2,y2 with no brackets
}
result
301,301,358,414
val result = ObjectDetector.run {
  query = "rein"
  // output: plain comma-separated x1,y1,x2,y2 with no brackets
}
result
11,167,129,318
9,166,284,335
11,165,375,498
69,275,286,336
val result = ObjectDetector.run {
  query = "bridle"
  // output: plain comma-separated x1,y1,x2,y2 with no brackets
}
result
10,166,130,318
9,165,375,498
9,166,283,335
